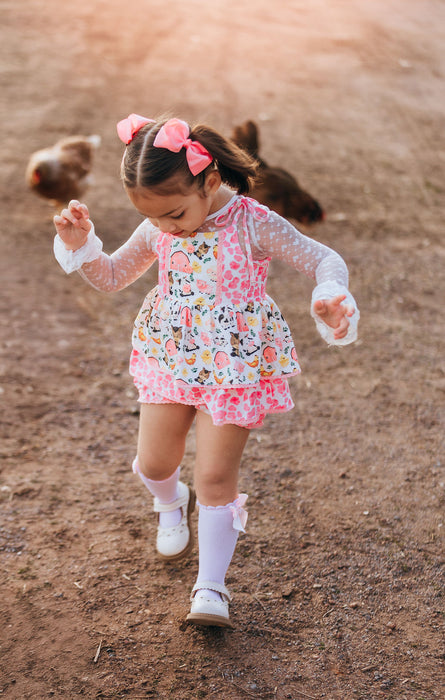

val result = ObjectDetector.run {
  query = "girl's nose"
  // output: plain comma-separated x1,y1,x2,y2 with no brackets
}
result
151,217,170,231
150,217,179,233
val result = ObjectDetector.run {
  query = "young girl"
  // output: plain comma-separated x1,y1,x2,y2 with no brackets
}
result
53,114,359,628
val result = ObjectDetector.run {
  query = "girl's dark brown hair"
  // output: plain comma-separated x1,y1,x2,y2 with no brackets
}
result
120,118,258,194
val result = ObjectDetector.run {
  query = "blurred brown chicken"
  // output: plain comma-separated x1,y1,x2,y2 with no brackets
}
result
26,134,101,208
231,120,324,225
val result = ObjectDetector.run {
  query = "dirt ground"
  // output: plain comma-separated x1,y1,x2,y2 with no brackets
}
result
1,0,444,698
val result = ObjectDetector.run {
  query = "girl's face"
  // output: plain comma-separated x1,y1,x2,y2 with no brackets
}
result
127,172,222,238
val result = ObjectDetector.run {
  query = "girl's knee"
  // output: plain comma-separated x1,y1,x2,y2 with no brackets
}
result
195,466,238,505
135,454,177,481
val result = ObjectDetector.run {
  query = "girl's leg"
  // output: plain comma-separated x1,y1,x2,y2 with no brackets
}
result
188,411,249,626
134,403,196,559
137,402,196,481
193,410,249,505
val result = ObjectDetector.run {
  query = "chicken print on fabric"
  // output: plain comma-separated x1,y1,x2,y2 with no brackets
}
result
132,222,301,388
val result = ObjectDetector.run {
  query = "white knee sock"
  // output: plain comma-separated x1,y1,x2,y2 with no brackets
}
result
195,496,247,602
132,458,182,528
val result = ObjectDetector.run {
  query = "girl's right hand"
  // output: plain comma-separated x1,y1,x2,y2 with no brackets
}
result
53,200,92,251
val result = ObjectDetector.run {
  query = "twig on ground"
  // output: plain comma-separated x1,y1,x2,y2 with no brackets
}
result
93,639,102,663
255,625,300,638
292,691,317,700
253,595,267,610
360,663,378,672
230,681,271,698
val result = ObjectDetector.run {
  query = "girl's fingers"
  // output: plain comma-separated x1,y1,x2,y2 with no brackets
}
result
315,297,355,334
67,200,89,221
334,324,347,339
334,311,353,337
332,294,346,308
68,199,81,211
314,299,327,315
72,205,87,220
58,207,85,227
59,207,74,221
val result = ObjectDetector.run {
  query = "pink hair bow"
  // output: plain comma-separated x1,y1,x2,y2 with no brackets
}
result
153,118,213,176
230,493,248,533
117,113,155,144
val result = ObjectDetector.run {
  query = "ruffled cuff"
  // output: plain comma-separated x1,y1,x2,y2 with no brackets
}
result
311,281,360,346
53,223,103,274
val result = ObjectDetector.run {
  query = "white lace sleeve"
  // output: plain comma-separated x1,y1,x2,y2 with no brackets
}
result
251,210,359,345
54,219,159,292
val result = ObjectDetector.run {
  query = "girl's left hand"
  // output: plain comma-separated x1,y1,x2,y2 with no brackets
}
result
313,294,355,340
53,200,92,251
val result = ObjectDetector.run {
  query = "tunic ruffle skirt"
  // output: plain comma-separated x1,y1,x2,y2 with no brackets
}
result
129,197,301,428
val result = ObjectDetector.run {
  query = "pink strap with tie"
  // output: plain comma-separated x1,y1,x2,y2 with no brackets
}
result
215,196,270,291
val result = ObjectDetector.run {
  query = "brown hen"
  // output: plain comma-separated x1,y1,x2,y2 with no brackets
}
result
26,134,100,208
231,120,324,225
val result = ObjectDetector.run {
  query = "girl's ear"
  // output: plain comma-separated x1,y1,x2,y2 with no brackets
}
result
203,169,221,196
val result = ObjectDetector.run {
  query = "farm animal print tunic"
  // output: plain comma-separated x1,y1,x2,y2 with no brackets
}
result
130,198,301,426
54,194,359,428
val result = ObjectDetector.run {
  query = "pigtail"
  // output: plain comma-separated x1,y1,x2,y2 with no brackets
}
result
191,125,259,195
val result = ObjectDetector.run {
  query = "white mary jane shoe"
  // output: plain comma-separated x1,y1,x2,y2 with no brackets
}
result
153,481,195,561
186,581,234,628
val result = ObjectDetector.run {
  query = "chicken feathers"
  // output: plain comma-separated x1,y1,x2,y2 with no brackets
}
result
231,120,324,226
26,134,101,207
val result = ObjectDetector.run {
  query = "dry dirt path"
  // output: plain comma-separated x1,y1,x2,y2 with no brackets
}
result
1,1,444,698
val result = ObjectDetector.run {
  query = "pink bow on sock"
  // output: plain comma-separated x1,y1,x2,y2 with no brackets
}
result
117,114,155,144
230,494,248,533
153,118,213,175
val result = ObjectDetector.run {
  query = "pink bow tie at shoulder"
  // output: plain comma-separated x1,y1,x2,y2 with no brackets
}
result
153,118,213,175
117,114,155,144
230,493,248,533
215,196,270,228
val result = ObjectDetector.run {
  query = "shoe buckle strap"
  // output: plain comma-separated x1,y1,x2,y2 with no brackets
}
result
153,483,190,513
153,495,187,513
190,581,231,602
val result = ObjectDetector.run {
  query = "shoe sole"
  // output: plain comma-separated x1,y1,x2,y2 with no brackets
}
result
157,487,196,562
186,612,234,629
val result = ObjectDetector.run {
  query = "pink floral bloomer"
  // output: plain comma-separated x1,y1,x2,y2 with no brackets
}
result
130,197,301,428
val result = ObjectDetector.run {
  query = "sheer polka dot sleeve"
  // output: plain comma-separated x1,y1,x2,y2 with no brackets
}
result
55,219,159,292
251,211,359,345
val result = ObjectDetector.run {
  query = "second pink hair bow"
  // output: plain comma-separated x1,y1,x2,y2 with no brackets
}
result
153,118,213,176
117,113,155,144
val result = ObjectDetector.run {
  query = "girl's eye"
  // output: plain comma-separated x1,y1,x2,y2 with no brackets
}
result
172,212,184,220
